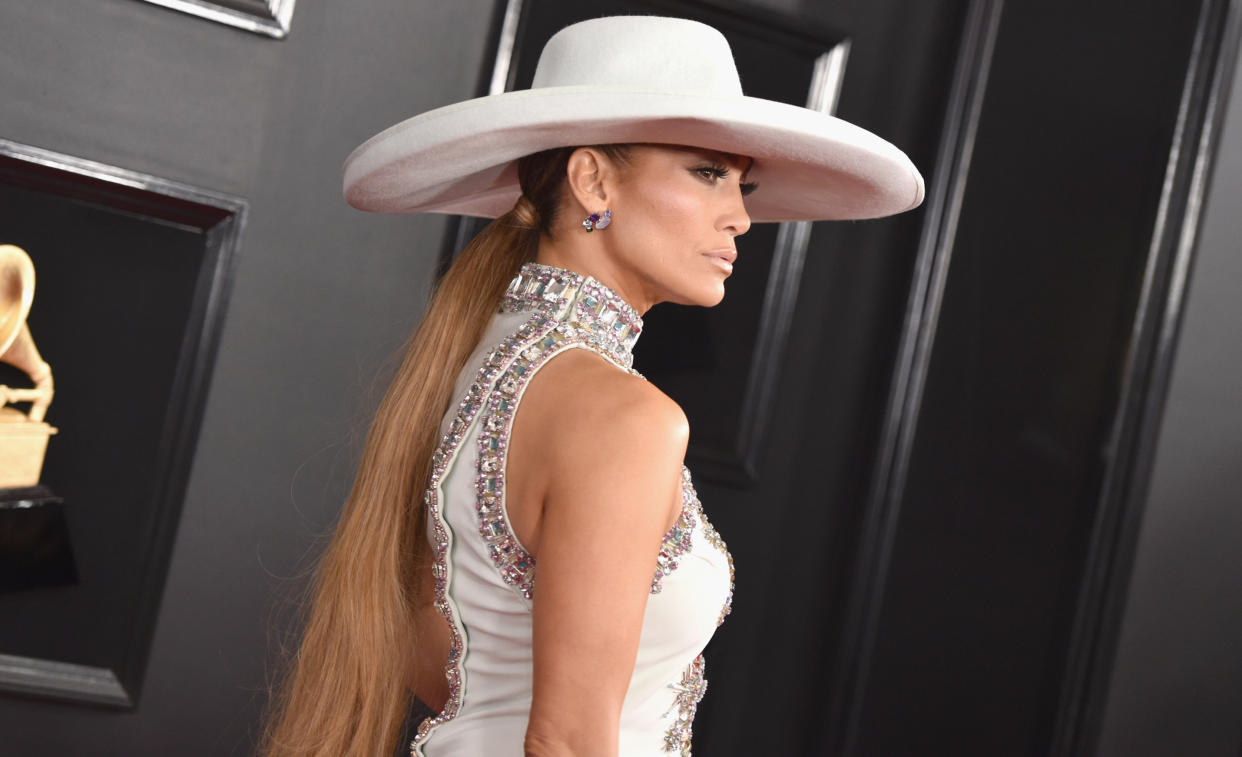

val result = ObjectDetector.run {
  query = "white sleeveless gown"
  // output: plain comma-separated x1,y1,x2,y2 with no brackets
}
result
411,263,734,756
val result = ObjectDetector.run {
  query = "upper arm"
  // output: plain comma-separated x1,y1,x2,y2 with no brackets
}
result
520,351,688,755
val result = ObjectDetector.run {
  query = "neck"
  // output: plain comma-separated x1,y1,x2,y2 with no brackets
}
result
534,233,653,315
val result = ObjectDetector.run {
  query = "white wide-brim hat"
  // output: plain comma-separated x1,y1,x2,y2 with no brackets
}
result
344,16,925,223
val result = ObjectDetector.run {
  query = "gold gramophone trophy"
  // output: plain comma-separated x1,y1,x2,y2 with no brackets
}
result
0,244,75,593
0,244,57,492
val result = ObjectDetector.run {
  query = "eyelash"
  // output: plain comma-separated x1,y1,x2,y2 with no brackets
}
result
695,164,759,197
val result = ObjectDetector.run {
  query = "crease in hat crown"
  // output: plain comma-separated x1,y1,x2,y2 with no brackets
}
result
531,16,744,96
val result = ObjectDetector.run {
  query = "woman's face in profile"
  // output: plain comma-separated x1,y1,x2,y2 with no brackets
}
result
604,144,754,308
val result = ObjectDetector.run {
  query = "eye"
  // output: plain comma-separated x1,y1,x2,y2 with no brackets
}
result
694,165,724,181
692,163,758,196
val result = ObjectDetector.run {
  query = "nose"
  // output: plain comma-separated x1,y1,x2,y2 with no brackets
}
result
720,192,752,237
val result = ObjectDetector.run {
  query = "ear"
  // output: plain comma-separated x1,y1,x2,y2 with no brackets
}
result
564,147,615,214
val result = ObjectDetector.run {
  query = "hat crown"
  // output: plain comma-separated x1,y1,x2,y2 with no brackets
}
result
531,16,744,97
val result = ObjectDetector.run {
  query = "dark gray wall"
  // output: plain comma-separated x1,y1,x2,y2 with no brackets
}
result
1097,43,1242,757
0,0,491,753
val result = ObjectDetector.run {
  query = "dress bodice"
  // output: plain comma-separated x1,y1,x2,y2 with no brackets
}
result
412,263,733,756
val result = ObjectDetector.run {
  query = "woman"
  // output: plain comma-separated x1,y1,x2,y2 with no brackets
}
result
261,15,923,757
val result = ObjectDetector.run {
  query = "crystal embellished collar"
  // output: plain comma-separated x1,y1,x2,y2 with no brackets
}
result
502,262,643,359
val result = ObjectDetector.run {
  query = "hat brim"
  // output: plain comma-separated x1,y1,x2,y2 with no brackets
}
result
343,86,925,223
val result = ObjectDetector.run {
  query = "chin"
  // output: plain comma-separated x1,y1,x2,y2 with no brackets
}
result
689,282,727,308
660,279,727,308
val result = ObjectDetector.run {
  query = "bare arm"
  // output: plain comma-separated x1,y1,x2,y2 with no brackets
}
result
513,350,687,757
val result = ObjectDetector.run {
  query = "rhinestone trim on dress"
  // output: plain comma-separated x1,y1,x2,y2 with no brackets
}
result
663,654,708,755
651,474,698,594
411,306,554,754
477,263,643,599
501,262,642,366
474,319,633,598
679,466,735,625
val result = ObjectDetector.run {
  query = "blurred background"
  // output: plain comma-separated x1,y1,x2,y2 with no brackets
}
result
0,0,1239,754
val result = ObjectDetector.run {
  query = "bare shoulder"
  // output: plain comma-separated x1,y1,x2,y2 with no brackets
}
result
511,346,688,519
507,346,688,554
529,347,688,463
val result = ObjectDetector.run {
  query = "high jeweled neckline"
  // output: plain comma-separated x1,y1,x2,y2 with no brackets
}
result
502,263,643,360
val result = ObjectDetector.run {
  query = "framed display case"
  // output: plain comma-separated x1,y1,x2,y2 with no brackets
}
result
0,140,245,707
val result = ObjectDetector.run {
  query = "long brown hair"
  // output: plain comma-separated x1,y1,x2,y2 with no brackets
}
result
259,144,629,757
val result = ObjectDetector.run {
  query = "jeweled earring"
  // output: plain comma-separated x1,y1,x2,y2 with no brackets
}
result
582,209,612,232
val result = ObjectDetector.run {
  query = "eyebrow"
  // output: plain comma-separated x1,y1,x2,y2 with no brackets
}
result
687,147,755,178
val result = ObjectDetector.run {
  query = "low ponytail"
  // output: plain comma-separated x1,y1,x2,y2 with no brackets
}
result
259,145,628,757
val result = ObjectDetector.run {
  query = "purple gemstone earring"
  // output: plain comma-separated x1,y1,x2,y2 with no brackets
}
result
582,209,612,232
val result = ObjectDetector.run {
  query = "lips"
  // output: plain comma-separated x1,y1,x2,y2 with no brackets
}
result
704,249,736,274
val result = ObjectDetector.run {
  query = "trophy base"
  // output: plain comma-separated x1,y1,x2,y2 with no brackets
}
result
0,485,78,594
0,414,58,488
